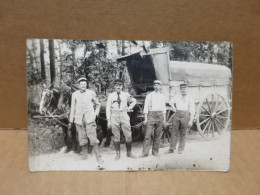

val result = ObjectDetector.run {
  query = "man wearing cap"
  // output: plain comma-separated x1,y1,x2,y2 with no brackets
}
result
69,77,104,164
106,79,137,160
165,83,195,154
139,80,166,157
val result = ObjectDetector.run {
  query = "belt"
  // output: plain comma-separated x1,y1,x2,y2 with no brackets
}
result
111,110,128,113
175,110,189,118
176,110,189,114
148,111,163,113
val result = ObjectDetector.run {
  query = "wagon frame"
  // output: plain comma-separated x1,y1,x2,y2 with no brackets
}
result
117,47,232,141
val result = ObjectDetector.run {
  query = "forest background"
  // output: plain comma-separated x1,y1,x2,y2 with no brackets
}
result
27,40,232,112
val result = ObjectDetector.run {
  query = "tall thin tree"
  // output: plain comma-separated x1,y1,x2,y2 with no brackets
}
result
49,39,56,84
40,39,46,82
58,41,63,81
122,40,126,56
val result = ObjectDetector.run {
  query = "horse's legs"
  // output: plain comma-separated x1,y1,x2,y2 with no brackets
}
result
62,125,72,152
71,124,80,153
104,128,112,147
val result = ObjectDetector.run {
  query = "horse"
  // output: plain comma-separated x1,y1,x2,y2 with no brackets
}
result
39,84,80,153
39,82,108,154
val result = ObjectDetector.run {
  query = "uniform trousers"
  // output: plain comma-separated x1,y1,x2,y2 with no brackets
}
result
75,115,99,146
170,110,190,151
111,111,132,142
142,111,164,155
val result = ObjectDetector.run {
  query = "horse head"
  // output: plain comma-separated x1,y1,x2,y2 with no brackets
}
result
39,87,60,115
57,83,72,114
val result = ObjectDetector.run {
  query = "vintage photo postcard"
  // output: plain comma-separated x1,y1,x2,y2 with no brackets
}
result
27,39,232,171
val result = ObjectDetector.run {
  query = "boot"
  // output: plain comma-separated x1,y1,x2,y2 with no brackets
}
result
126,142,137,158
114,141,121,161
138,153,148,158
88,143,93,154
80,145,88,160
164,149,174,154
93,144,104,164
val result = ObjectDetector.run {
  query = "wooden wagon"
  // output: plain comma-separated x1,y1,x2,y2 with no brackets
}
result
117,47,232,141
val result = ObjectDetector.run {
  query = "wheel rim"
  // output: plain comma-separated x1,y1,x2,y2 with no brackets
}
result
161,108,174,144
196,93,230,140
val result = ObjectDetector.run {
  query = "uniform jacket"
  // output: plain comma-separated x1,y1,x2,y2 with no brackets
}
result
69,89,100,125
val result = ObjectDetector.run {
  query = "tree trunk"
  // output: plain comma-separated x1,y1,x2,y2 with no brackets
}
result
48,39,56,84
40,39,46,82
116,40,121,55
31,40,39,69
58,41,63,81
72,47,76,84
104,41,108,58
122,40,126,56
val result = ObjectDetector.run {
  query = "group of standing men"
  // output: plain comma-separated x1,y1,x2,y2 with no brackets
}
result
69,77,195,165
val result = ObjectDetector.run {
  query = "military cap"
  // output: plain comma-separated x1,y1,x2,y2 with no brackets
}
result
77,77,87,83
114,79,123,85
153,80,161,85
180,83,187,88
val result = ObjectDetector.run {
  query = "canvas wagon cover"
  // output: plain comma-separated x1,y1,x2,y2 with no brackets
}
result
169,61,232,86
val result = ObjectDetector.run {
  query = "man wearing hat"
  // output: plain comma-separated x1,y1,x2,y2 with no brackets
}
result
69,77,104,164
106,79,137,160
165,83,195,154
139,80,166,157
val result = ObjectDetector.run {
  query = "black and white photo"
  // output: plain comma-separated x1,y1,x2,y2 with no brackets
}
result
27,39,232,171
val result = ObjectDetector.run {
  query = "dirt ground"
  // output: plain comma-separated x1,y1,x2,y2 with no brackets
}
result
29,131,231,172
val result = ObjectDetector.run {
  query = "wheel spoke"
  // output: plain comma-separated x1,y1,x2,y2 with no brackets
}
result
213,95,220,112
199,117,210,126
202,119,211,133
166,111,170,120
215,101,225,112
214,121,221,135
212,120,215,138
216,115,229,119
215,118,225,128
216,108,229,115
211,94,215,112
207,121,212,137
202,105,211,115
206,98,212,112
199,114,211,117
166,130,171,143
167,114,175,123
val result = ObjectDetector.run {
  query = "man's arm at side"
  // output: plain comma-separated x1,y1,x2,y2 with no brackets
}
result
69,93,76,124
127,94,137,110
169,96,177,113
143,94,150,124
106,95,112,129
91,91,100,116
189,97,195,122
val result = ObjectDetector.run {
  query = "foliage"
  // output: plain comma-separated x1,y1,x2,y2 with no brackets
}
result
150,41,232,68
26,39,233,110
28,118,65,155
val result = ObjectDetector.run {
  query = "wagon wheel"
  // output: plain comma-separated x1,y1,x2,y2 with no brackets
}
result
196,93,230,140
161,108,175,144
131,104,145,142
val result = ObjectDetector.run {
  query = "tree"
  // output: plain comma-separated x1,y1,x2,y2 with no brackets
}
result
48,39,56,84
40,39,46,82
122,40,126,56
58,41,63,81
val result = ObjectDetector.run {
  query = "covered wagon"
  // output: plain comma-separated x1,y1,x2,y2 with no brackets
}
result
117,47,232,141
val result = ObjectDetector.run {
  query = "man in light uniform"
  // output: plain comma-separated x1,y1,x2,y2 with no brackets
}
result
106,79,137,160
139,80,166,157
165,83,195,154
69,77,104,164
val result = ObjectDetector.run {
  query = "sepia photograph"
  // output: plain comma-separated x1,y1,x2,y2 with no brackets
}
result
27,39,232,171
